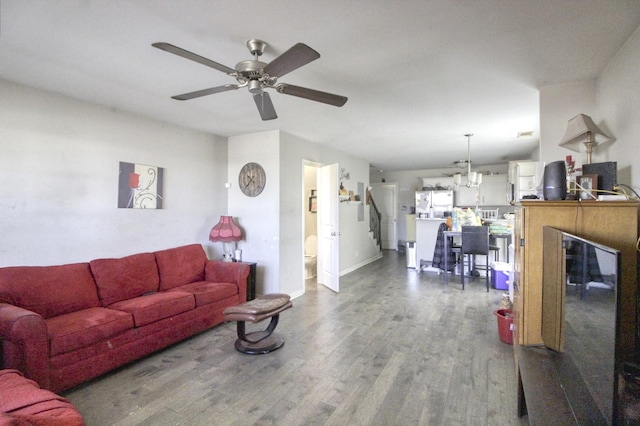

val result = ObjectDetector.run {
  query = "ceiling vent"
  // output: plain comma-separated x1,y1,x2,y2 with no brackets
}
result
517,131,535,138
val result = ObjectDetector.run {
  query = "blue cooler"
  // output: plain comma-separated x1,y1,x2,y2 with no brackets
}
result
491,261,510,290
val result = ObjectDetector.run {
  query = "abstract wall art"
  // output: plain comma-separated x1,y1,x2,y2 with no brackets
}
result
117,162,163,209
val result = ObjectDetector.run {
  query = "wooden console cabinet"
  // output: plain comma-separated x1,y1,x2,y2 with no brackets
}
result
514,200,639,347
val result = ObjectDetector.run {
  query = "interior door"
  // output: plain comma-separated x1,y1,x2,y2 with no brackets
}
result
317,163,339,292
371,183,397,250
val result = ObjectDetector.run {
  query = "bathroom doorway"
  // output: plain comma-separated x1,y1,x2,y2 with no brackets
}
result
303,162,319,292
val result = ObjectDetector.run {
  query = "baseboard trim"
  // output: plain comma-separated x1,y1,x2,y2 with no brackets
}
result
340,253,383,277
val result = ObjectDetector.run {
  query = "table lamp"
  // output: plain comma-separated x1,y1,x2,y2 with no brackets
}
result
559,114,610,164
209,216,242,262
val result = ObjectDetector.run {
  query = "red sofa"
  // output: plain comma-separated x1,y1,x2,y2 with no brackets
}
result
0,244,249,393
0,369,85,426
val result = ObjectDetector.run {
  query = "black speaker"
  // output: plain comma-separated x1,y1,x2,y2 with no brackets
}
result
543,161,567,200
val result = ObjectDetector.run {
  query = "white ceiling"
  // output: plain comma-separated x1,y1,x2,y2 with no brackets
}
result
2,1,640,171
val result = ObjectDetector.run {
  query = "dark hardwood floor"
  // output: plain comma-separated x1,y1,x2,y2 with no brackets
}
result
64,251,527,425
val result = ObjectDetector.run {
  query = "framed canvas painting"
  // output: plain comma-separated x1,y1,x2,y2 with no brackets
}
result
118,162,163,209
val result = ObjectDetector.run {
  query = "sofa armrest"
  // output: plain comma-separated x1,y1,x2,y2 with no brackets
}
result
0,303,50,389
205,261,250,302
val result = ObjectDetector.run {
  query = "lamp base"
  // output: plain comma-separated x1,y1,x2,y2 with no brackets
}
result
584,140,594,164
222,241,236,262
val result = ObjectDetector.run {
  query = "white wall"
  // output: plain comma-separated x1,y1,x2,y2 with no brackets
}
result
0,80,228,266
599,25,640,188
335,156,380,275
539,79,598,165
280,131,379,295
227,130,281,295
538,25,640,191
228,129,379,298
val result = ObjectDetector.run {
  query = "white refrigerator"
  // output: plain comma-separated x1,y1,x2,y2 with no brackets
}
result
415,190,454,218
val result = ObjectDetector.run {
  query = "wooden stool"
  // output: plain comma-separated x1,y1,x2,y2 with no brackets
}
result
223,293,292,354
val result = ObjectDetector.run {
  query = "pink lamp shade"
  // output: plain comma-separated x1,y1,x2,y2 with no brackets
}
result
209,216,242,242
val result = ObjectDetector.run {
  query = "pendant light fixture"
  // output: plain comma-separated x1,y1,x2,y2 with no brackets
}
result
453,134,482,187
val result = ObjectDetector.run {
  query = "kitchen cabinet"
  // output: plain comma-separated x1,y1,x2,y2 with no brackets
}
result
421,177,454,189
478,174,508,205
513,200,638,346
455,186,479,207
455,174,509,207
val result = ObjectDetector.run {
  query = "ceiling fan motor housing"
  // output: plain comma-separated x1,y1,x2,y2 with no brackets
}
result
235,59,270,89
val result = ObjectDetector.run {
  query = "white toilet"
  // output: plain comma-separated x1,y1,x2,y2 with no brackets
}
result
304,235,317,279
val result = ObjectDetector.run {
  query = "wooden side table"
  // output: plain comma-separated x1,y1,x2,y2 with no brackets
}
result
238,261,257,301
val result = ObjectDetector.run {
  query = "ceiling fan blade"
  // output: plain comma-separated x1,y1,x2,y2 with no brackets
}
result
276,84,347,107
263,43,320,78
253,92,277,120
152,42,236,75
172,84,238,101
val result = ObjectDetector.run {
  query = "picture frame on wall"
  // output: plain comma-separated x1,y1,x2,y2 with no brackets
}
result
117,162,163,209
577,174,598,200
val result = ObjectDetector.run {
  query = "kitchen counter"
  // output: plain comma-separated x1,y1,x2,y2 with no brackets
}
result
415,218,446,268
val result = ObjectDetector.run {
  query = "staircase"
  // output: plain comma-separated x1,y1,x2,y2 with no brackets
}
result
369,193,382,251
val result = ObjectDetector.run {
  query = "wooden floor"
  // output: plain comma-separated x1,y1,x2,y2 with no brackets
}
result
64,251,528,425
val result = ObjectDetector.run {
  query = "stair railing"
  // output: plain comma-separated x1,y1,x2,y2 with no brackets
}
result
369,192,382,251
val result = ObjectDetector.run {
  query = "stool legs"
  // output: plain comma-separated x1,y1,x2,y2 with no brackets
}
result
235,315,285,354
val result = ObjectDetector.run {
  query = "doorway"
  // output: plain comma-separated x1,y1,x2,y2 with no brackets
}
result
303,163,319,293
303,161,340,294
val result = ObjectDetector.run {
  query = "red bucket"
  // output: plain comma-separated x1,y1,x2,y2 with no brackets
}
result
494,309,514,345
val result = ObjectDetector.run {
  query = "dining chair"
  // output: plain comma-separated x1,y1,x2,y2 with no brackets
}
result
461,225,490,291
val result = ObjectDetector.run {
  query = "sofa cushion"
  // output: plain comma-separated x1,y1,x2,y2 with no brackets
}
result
107,291,195,327
154,244,206,291
168,281,238,307
0,263,100,319
0,369,84,426
89,252,160,306
46,307,134,357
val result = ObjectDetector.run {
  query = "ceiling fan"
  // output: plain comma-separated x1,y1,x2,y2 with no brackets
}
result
152,39,348,121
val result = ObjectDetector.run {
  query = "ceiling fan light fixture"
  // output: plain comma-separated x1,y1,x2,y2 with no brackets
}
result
248,80,263,94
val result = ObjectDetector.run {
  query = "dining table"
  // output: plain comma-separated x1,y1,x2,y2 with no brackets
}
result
442,230,513,284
